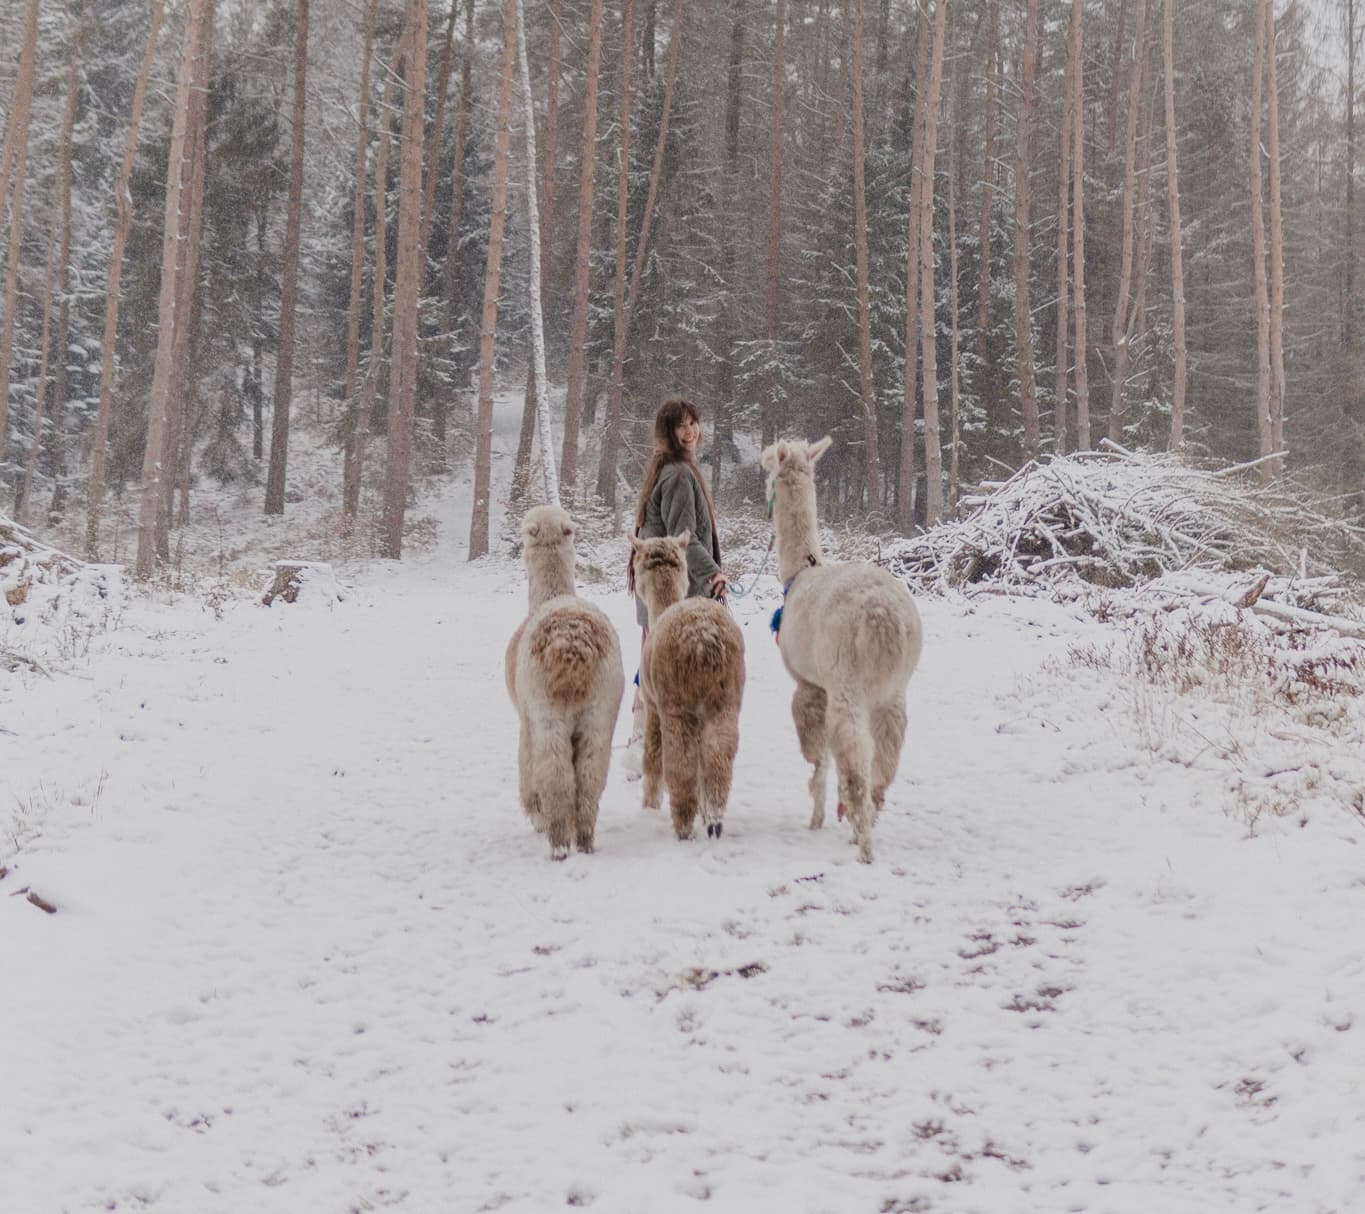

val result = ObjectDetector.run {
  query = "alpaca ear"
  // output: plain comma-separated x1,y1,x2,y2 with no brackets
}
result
809,436,833,463
760,444,780,474
673,530,691,549
629,534,645,553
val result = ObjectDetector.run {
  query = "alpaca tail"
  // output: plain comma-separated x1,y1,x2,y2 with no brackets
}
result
530,607,615,706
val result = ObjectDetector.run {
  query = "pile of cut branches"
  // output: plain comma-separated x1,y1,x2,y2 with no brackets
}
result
2,515,124,667
885,448,1365,611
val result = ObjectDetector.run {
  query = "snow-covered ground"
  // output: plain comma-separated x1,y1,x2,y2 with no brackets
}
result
3,401,1364,1213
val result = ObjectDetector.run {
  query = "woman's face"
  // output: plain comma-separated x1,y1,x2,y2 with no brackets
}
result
674,414,701,455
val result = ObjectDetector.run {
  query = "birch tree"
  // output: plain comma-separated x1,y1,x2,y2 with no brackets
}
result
514,0,558,504
468,0,518,559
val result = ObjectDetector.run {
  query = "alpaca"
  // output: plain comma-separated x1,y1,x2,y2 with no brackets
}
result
630,532,746,841
760,437,923,863
506,505,624,859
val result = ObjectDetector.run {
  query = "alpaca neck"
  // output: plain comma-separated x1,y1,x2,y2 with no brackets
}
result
639,578,684,628
775,494,823,582
528,552,575,611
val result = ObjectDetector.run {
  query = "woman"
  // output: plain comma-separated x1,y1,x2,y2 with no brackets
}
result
623,397,727,772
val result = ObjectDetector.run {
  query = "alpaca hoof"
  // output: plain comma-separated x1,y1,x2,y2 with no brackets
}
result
707,821,724,839
810,809,824,831
836,801,845,821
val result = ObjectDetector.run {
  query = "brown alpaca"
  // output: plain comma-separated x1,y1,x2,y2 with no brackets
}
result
630,532,746,841
506,505,624,858
761,438,923,863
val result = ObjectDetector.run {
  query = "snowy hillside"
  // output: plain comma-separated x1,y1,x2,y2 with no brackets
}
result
3,404,1364,1213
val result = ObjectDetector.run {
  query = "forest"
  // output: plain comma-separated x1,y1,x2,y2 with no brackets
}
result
0,0,1358,576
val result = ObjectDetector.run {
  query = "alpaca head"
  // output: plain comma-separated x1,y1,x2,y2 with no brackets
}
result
629,532,690,621
760,436,833,507
522,504,577,604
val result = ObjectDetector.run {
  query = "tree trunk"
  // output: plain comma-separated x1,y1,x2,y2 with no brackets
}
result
0,0,41,465
764,0,785,449
595,0,637,511
467,0,518,559
440,0,476,336
1055,0,1077,456
265,0,309,516
1250,0,1272,480
919,0,948,526
1346,0,1360,500
1071,0,1091,450
1162,0,1187,453
0,0,40,238
508,0,564,505
976,0,996,367
343,0,380,520
160,20,210,555
1108,0,1150,443
557,0,606,495
1011,0,1041,462
381,0,429,558
1264,0,1285,474
896,0,930,534
946,5,961,517
419,0,460,271
18,10,83,523
357,53,399,517
514,0,558,506
135,0,211,578
850,0,880,510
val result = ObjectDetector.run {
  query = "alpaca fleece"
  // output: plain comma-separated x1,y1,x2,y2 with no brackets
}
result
507,505,624,859
631,533,745,842
761,438,923,863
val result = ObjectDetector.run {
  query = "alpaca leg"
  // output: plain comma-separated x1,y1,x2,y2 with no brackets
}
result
518,717,545,831
535,728,577,860
662,712,700,841
700,714,739,839
827,697,875,863
641,700,665,811
572,717,611,854
791,681,828,830
869,697,907,817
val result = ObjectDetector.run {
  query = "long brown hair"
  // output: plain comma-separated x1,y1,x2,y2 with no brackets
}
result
633,397,719,544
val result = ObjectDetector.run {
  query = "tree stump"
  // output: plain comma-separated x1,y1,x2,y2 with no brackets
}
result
261,560,344,607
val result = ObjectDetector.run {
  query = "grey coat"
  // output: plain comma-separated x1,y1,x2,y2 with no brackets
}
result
635,460,722,627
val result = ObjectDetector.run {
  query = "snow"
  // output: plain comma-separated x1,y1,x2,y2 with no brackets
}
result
3,398,1365,1213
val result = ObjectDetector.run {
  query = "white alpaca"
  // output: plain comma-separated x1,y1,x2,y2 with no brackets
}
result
505,505,625,858
630,532,746,841
761,437,923,863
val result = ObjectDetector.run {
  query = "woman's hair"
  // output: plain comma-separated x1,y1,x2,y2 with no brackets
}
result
633,397,718,542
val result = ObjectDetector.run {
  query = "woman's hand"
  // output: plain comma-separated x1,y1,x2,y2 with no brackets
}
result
709,572,729,603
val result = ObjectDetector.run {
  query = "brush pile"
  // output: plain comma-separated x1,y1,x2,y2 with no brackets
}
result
1,515,124,668
884,448,1365,622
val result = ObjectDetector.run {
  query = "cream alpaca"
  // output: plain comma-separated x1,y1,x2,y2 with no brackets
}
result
630,532,745,841
506,505,624,858
761,437,923,863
